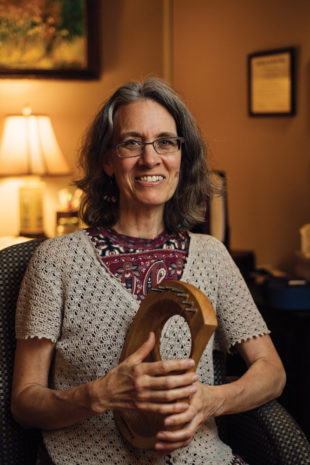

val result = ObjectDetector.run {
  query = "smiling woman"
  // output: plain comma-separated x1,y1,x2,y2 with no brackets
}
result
102,99,182,234
76,78,211,233
12,78,285,465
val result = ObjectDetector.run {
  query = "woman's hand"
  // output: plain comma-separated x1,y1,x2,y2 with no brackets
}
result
153,334,286,455
11,333,198,431
153,382,223,455
88,332,199,416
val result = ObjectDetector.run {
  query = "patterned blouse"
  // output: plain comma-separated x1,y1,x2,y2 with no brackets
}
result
86,226,190,301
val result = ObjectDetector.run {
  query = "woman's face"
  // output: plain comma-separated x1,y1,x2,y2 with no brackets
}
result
104,98,181,215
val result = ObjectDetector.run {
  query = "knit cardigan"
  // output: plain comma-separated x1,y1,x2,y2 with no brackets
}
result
16,229,269,465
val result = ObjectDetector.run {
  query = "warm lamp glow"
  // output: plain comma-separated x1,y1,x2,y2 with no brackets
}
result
0,110,71,237
0,113,71,176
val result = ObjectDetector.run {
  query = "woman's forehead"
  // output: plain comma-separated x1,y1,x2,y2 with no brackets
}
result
113,99,177,138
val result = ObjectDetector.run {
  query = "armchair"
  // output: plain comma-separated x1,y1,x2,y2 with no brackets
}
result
0,239,43,465
213,351,310,465
1,240,310,465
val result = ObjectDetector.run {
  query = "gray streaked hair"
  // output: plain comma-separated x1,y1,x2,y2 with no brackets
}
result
76,77,213,232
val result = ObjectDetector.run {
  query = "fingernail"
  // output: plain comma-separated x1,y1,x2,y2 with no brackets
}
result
157,432,165,439
155,442,165,449
192,374,199,382
185,359,195,369
179,402,189,410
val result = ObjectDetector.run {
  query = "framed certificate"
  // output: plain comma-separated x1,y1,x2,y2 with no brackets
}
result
248,48,296,116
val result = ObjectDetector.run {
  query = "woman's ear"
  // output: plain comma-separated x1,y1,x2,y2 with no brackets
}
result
103,155,114,177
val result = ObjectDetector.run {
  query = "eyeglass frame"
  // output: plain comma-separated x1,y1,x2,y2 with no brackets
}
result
110,136,185,158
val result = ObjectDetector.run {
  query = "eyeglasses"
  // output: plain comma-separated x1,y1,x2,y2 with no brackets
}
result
111,136,185,158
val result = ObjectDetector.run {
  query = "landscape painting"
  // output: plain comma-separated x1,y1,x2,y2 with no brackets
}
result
0,0,98,78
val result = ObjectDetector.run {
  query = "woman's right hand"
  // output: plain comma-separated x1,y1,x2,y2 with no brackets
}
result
11,333,197,431
88,332,198,416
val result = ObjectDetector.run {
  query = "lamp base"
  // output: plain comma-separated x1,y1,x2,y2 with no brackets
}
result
19,180,46,238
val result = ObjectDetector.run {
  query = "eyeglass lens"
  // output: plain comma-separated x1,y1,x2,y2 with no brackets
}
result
117,138,182,157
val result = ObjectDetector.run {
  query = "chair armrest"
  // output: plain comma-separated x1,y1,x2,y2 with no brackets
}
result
222,399,310,465
2,416,40,465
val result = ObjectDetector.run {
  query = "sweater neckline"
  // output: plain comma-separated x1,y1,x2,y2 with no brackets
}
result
78,228,206,302
90,226,171,250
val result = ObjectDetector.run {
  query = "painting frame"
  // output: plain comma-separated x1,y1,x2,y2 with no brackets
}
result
0,0,100,80
248,48,296,117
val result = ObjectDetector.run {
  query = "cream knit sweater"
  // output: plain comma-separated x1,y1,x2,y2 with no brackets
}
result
16,230,269,465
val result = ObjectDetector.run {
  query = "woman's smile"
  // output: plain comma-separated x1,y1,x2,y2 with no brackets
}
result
136,175,165,182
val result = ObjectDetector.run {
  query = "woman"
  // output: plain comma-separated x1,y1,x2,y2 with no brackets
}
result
12,78,286,465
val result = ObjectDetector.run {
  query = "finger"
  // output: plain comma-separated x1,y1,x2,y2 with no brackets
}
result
133,399,190,415
137,371,198,391
163,385,203,427
139,358,195,377
154,417,199,450
163,403,202,429
153,437,192,455
153,415,196,450
156,424,195,443
135,383,197,403
126,331,155,364
164,408,193,427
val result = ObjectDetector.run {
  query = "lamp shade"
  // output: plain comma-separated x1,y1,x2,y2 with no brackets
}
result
0,113,71,176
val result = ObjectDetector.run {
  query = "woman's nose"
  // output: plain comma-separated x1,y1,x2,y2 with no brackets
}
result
139,143,161,167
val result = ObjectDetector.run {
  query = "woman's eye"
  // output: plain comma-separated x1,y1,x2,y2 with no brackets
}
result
158,138,176,147
123,139,140,147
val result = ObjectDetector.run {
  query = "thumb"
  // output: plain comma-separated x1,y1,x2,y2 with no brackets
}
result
127,331,156,364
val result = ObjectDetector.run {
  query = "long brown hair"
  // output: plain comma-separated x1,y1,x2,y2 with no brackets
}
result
76,78,213,232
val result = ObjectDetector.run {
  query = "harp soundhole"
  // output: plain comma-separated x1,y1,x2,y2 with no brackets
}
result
160,315,192,360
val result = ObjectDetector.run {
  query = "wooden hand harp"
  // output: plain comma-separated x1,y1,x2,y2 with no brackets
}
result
114,280,217,449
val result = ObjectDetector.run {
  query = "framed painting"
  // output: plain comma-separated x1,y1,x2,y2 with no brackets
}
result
0,0,99,79
248,48,296,116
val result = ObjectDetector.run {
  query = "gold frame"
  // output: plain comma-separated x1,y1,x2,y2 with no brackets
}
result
248,48,296,116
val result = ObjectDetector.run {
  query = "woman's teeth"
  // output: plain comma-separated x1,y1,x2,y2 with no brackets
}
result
138,176,164,182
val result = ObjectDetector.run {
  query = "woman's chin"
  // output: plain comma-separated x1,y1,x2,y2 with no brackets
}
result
122,195,169,211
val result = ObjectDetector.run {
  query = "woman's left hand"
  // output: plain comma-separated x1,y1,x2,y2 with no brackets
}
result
153,334,286,455
153,382,223,455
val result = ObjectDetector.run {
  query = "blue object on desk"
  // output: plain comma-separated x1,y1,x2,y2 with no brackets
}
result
264,277,310,310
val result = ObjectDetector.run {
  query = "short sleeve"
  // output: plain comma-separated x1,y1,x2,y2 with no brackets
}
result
15,239,63,342
213,240,270,352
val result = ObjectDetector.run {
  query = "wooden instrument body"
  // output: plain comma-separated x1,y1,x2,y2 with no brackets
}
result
114,280,218,449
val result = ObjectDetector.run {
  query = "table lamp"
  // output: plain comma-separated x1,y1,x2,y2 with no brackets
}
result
0,107,71,237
